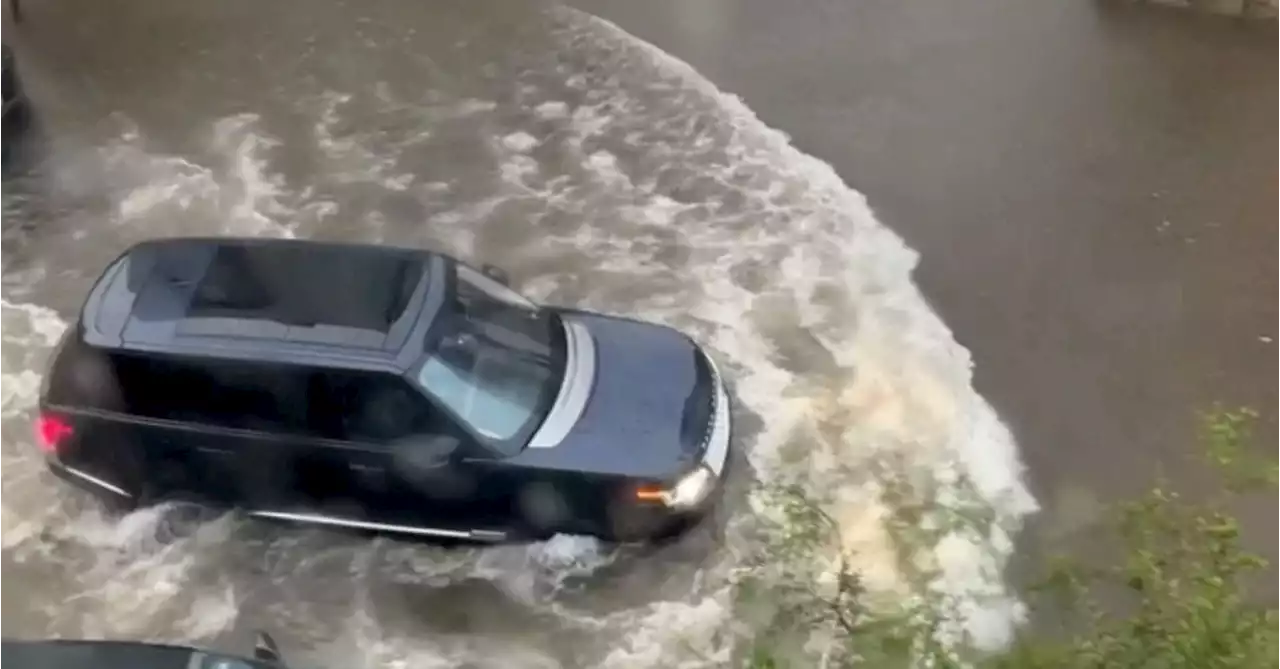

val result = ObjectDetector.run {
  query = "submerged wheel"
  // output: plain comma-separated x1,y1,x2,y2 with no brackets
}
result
151,497,224,545
515,482,572,539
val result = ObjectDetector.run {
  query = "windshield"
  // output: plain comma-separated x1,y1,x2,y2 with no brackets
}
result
413,263,563,453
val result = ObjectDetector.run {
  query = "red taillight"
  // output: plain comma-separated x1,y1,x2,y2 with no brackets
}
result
34,412,74,454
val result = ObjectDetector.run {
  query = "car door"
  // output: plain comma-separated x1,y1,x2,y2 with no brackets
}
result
109,353,312,511
207,359,318,512
102,352,247,507
318,369,512,538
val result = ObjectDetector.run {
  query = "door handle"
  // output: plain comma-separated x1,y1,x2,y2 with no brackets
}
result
348,461,389,492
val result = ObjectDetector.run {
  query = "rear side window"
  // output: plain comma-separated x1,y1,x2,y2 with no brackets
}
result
310,370,446,444
107,353,311,434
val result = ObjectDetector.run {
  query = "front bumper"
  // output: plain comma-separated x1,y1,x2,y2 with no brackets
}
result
698,347,732,478
610,346,734,541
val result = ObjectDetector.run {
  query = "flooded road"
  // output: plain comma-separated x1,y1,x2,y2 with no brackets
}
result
4,0,1274,665
573,0,1278,565
2,1,1035,666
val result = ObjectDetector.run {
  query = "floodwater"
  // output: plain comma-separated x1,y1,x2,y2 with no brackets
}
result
570,0,1279,566
2,0,1271,667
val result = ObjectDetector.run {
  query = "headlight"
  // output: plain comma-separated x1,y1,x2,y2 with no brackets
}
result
659,464,716,510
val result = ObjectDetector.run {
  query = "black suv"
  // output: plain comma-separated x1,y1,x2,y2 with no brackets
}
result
37,237,732,543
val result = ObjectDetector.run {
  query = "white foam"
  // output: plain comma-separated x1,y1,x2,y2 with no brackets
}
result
598,591,734,669
501,131,540,153
526,7,1038,656
534,101,570,120
97,114,298,240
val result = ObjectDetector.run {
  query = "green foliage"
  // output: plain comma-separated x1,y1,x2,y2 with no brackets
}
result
994,407,1279,669
1199,405,1277,492
736,479,980,668
738,407,1278,669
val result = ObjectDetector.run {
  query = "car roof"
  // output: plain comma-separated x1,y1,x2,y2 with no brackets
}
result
0,639,276,669
77,236,450,373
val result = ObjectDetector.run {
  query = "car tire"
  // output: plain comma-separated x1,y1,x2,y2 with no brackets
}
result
152,498,222,545
515,482,571,539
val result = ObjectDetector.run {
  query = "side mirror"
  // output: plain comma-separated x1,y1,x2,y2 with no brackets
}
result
481,264,510,286
252,631,283,664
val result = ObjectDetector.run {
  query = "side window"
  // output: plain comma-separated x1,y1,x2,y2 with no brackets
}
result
108,353,309,434
316,370,446,444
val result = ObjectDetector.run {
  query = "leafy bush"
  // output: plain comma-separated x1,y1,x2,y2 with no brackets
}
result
737,407,1278,669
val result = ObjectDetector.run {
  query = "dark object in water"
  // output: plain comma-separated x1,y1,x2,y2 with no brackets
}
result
2,41,31,172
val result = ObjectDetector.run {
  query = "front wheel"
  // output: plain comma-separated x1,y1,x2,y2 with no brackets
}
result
150,497,226,544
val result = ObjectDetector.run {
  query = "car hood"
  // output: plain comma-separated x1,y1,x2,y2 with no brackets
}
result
510,311,711,480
